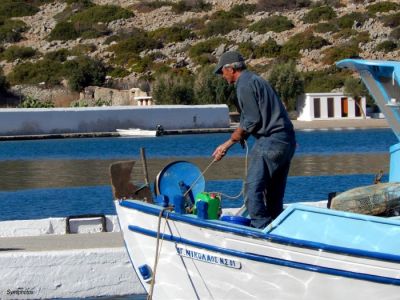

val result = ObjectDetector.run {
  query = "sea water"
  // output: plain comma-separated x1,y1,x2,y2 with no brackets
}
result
0,128,396,221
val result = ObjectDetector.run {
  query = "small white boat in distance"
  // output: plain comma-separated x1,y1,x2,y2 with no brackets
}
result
117,125,164,137
117,128,157,137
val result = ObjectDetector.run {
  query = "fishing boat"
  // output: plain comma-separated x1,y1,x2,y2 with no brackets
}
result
111,59,400,299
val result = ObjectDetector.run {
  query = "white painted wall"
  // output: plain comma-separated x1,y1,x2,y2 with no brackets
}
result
297,93,367,121
0,216,120,237
0,105,230,136
0,248,145,299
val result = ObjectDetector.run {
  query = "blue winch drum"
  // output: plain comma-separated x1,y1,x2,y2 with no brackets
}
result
220,215,251,226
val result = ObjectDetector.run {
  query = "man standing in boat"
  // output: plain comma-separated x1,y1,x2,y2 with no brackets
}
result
213,51,296,229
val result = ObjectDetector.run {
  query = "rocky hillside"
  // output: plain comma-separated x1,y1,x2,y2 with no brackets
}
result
0,0,399,105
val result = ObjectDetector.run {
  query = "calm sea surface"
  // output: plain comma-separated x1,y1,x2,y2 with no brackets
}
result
0,128,397,221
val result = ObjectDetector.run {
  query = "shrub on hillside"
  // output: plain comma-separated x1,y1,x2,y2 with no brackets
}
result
48,22,80,41
109,29,162,66
63,56,107,91
200,10,248,37
188,38,227,65
149,25,196,43
321,43,360,65
302,68,348,92
152,70,195,105
376,40,398,52
0,19,27,43
313,22,339,33
249,15,294,34
280,32,329,59
229,4,257,16
256,0,311,12
351,31,370,45
194,65,237,109
381,12,400,28
2,46,37,62
367,1,400,15
0,0,39,18
171,0,212,13
302,5,336,24
390,26,400,40
238,42,256,59
254,38,282,58
336,12,367,29
7,59,64,86
44,49,71,62
49,4,133,41
268,60,304,111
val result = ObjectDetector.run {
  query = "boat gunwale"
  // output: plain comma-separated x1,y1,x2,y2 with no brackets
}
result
119,199,400,264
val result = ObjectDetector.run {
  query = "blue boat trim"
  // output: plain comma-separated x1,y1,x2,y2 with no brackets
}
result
128,225,400,286
120,200,400,263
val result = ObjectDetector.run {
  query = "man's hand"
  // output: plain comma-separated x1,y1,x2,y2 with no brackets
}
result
212,139,235,161
212,144,227,161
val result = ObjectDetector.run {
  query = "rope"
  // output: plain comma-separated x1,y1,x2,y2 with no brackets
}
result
211,140,249,200
147,207,172,300
183,158,217,198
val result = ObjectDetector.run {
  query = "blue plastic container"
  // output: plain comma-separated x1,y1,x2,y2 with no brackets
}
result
220,215,251,226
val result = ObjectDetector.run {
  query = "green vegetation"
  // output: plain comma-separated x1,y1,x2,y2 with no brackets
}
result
194,65,237,108
152,65,236,108
302,67,349,92
44,49,71,62
0,0,39,18
7,56,106,92
381,12,400,28
200,9,249,37
108,28,162,66
322,43,360,65
280,31,329,59
313,22,339,33
49,4,133,41
390,26,400,40
63,56,107,91
150,25,196,43
1,46,37,62
249,15,294,34
268,60,304,111
367,1,400,14
18,96,55,108
336,12,367,29
302,5,336,24
0,19,27,43
188,38,227,65
171,0,212,13
376,40,398,52
152,70,195,105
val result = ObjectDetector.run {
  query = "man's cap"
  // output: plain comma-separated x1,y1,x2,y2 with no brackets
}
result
213,51,245,74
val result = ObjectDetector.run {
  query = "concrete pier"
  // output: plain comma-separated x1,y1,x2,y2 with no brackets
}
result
0,217,145,299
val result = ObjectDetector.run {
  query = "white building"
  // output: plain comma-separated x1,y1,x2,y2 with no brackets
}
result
297,92,367,121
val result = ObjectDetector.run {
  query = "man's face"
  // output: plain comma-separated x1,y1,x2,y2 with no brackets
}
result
221,66,236,84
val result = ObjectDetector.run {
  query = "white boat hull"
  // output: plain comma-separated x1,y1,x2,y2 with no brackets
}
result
116,200,400,300
116,128,158,137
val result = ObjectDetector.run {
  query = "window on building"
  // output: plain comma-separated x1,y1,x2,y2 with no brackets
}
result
355,98,361,117
341,98,348,117
327,98,334,118
314,98,321,118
